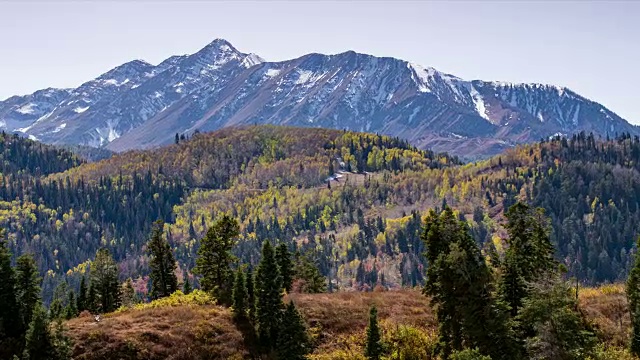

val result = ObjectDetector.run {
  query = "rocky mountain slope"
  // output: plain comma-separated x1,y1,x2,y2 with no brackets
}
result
1,39,636,158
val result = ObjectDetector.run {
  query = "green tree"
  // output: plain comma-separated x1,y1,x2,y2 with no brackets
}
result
293,252,326,293
422,208,517,360
51,320,73,360
277,301,311,360
91,248,121,313
64,291,78,319
364,306,384,360
193,215,240,305
232,268,248,319
76,276,88,313
148,220,178,299
23,304,54,360
518,275,596,360
499,202,557,317
15,254,41,334
120,278,136,307
182,272,192,295
86,282,97,314
246,267,256,322
450,348,492,360
0,229,22,356
276,243,294,293
255,241,283,350
627,236,640,357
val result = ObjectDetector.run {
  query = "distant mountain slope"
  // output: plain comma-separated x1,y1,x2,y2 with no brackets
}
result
1,39,636,158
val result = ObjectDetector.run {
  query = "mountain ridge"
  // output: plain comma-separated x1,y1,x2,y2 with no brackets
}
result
1,38,636,158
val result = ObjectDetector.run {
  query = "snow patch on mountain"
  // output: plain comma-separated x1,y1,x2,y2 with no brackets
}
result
16,103,36,114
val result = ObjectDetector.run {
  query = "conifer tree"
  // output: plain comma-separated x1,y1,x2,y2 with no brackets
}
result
64,291,78,319
86,282,97,314
76,276,87,313
627,236,640,356
232,268,248,319
276,301,311,360
148,220,178,299
276,243,294,293
255,241,283,350
293,252,326,293
23,304,55,360
15,254,41,333
120,278,136,307
51,320,73,360
193,215,240,305
364,306,383,360
0,229,22,358
91,248,121,313
246,267,256,322
182,272,192,295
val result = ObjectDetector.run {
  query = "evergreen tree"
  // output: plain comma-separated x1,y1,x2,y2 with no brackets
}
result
148,220,178,299
293,252,326,293
364,306,383,360
246,267,256,322
0,229,22,355
422,208,517,360
91,248,121,313
450,348,492,360
276,301,311,360
232,268,248,319
15,254,41,334
193,215,240,305
23,304,55,360
51,320,73,360
182,272,192,295
627,236,640,357
64,291,78,319
76,276,87,313
499,202,557,317
86,282,97,314
255,241,284,350
120,278,136,307
276,243,294,293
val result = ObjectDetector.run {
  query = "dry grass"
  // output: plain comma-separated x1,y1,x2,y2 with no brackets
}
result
66,286,632,359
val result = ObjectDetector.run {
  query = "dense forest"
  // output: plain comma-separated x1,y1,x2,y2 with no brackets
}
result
3,125,640,305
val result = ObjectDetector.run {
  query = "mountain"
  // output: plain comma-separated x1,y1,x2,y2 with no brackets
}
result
1,39,636,158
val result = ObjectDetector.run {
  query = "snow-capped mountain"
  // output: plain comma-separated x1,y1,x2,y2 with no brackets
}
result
1,39,636,158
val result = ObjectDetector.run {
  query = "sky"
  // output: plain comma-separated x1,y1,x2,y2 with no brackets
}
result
1,1,639,123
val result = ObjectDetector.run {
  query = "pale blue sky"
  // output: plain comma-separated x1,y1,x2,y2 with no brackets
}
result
1,1,639,123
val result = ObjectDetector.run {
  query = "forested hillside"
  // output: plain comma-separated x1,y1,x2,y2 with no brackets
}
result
3,125,640,304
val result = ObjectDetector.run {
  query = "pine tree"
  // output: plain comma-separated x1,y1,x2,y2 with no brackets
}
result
147,220,178,299
15,254,41,334
276,301,311,360
628,236,640,356
293,252,326,293
232,268,248,319
276,243,294,293
193,215,240,305
364,306,383,360
182,272,192,295
51,320,73,360
120,278,136,307
86,282,97,314
76,276,87,313
246,267,256,322
0,229,22,356
255,241,284,350
91,248,121,313
23,304,55,360
64,291,78,319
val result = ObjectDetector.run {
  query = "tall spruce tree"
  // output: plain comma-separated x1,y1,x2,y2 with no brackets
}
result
193,215,240,305
255,241,284,350
64,291,78,319
0,229,22,357
76,276,87,313
120,278,136,307
422,208,517,360
627,236,640,356
246,267,256,322
23,304,55,360
232,268,248,319
15,254,41,334
91,248,121,313
276,243,294,293
499,202,557,317
182,271,192,295
364,306,383,360
147,220,178,299
86,282,97,314
276,301,311,360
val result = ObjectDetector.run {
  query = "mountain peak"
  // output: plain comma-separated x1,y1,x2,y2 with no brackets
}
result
97,59,155,83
